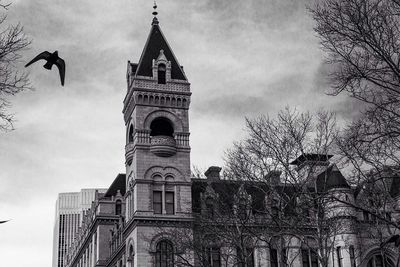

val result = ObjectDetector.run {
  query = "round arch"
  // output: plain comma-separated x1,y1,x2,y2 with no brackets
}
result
143,110,184,133
361,247,396,267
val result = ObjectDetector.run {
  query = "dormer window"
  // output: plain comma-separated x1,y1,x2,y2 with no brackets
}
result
158,63,166,84
154,49,169,84
116,200,122,215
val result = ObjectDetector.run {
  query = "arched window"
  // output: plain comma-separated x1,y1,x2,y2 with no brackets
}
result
128,245,134,262
150,118,173,137
367,254,394,267
155,240,174,267
128,124,134,143
116,200,122,215
158,64,166,84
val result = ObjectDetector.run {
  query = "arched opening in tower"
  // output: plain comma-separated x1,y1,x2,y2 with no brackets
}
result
158,64,166,84
150,117,174,137
128,124,134,143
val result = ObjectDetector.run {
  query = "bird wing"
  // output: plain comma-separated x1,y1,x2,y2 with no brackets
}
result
55,57,65,86
25,51,52,67
0,220,9,224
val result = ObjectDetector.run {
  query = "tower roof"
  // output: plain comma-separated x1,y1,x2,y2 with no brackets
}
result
316,164,350,191
135,21,187,80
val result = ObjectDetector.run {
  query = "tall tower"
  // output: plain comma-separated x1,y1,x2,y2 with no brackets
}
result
122,5,192,266
52,189,106,267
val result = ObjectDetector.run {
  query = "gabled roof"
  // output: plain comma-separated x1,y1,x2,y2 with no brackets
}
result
316,164,350,191
135,22,186,80
104,173,126,197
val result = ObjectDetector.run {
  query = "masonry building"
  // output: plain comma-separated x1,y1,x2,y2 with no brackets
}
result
60,8,400,267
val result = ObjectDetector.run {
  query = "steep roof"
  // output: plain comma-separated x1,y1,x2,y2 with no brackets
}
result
135,21,186,80
104,173,126,197
316,164,350,191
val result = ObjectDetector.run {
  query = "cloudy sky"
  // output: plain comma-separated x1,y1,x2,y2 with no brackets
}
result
0,0,357,266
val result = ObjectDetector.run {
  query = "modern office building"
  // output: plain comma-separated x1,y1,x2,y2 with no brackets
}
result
53,189,107,267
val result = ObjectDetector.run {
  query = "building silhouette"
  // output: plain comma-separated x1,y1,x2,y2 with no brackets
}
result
60,9,400,267
52,189,107,267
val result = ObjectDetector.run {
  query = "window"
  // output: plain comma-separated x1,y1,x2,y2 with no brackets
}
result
165,192,174,214
302,249,318,267
206,197,214,218
281,249,288,267
349,246,356,267
310,250,318,267
271,198,280,217
155,240,174,267
116,200,122,215
336,247,342,267
302,249,310,267
150,118,173,137
153,191,162,214
128,245,134,262
363,211,370,221
270,248,278,267
237,247,254,267
367,254,394,267
128,124,134,143
204,247,221,267
158,64,166,84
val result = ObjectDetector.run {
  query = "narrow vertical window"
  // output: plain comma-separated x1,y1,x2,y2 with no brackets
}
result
153,191,162,214
270,248,278,267
349,246,356,267
165,191,174,214
158,64,166,84
155,240,174,267
116,200,122,215
206,197,214,218
237,247,254,267
310,250,318,267
204,247,221,267
336,247,342,267
128,124,134,143
302,249,310,267
281,249,288,267
363,211,370,221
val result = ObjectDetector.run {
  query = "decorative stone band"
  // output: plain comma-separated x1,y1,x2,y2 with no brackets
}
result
150,135,177,157
134,91,190,109
125,132,189,160
131,78,190,92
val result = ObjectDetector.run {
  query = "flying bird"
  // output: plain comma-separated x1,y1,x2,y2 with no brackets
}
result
0,220,10,224
381,234,400,247
25,50,66,86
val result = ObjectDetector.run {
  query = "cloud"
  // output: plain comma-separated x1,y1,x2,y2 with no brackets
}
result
0,1,363,266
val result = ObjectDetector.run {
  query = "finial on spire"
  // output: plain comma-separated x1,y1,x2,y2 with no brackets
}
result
152,1,159,25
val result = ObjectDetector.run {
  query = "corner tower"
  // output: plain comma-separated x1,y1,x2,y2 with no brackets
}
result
122,9,192,267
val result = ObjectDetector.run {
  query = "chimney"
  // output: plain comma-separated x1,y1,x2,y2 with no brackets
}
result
205,166,222,181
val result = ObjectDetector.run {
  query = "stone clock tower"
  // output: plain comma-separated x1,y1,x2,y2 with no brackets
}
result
122,9,193,267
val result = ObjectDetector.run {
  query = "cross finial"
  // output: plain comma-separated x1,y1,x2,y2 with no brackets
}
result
152,1,159,25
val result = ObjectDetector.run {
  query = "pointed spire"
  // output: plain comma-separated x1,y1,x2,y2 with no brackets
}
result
152,1,159,25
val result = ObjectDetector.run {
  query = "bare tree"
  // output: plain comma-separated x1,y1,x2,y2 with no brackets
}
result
0,1,31,131
222,108,346,267
309,0,400,237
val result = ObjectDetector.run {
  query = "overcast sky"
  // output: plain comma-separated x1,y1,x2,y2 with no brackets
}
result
0,0,357,266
